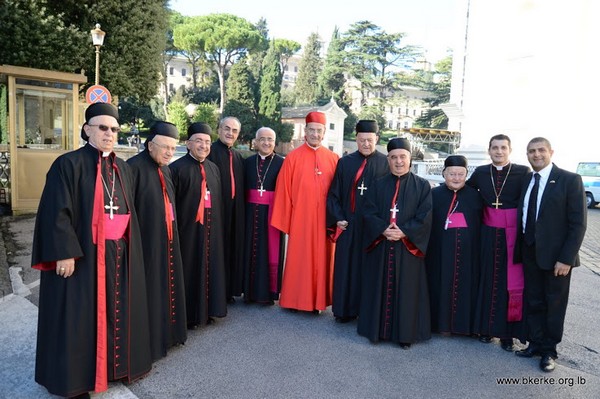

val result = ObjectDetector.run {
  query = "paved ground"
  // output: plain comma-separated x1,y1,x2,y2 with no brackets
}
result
1,208,599,398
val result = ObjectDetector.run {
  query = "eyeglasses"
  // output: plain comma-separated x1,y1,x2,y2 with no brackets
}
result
88,124,121,133
151,141,177,152
257,137,275,143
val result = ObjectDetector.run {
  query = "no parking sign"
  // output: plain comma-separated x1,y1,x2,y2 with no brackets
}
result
85,85,112,104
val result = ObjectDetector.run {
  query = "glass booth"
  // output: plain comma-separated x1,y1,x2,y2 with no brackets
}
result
0,65,87,213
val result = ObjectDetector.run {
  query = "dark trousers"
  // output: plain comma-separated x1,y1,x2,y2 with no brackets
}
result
522,243,572,358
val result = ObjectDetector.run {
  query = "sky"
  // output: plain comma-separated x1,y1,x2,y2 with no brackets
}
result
169,0,460,63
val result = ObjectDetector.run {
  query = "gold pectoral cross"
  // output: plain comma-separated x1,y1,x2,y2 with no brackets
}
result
492,196,502,209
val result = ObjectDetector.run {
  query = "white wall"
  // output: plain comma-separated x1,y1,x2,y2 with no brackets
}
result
450,0,600,171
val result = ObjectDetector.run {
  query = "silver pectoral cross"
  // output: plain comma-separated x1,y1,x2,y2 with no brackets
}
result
444,218,451,230
358,182,367,196
258,184,265,197
105,200,119,220
390,205,399,220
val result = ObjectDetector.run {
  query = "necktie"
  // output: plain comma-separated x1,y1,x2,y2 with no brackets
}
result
229,149,235,199
524,173,540,245
196,163,207,224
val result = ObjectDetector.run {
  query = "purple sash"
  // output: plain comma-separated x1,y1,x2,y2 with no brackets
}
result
447,212,467,228
247,189,280,293
482,206,523,322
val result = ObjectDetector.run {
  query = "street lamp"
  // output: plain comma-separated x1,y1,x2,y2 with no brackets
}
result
90,23,106,86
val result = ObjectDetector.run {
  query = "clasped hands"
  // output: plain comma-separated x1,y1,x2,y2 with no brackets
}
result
383,223,406,241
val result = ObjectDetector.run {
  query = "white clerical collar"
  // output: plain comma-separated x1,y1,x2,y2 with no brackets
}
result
493,162,510,170
305,143,320,150
259,153,272,160
88,142,111,158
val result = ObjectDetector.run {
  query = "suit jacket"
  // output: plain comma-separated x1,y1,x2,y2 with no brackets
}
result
515,163,587,270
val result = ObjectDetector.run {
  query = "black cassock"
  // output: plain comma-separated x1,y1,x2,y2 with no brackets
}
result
242,153,285,303
208,140,245,298
358,172,432,345
170,153,227,328
32,144,151,397
467,163,529,340
127,150,187,360
426,184,482,335
326,150,388,319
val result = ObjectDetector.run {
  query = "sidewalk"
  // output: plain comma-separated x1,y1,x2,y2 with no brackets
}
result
1,212,600,398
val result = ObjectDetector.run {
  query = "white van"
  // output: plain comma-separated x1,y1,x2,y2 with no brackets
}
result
576,162,600,208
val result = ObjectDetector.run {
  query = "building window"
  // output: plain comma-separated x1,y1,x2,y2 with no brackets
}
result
405,108,409,116
413,109,416,116
182,68,187,77
294,66,298,72
329,123,335,130
169,83,174,92
169,67,174,75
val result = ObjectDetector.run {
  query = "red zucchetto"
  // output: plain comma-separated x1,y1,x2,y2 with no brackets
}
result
305,111,326,126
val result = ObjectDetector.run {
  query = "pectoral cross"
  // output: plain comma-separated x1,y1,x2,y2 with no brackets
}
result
105,200,119,220
492,196,502,209
315,168,322,175
390,205,399,220
258,184,265,197
444,218,451,230
358,182,368,196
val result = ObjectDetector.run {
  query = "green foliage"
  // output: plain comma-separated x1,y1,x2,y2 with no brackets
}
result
278,122,295,143
318,28,347,106
167,101,190,141
258,42,283,132
343,111,359,139
0,1,88,72
273,38,301,70
294,33,322,106
192,103,219,131
413,54,452,129
358,105,387,132
174,13,263,112
340,21,418,102
223,59,258,143
0,0,168,102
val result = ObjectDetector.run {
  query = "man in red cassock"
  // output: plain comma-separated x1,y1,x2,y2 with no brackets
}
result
32,103,151,398
271,111,339,312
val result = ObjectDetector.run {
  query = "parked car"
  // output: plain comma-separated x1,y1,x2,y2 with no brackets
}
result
576,162,600,208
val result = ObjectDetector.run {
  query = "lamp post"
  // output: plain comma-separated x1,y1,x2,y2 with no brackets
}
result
90,24,106,86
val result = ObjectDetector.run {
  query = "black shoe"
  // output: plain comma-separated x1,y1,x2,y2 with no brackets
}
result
227,297,236,304
479,335,493,343
72,393,91,399
540,355,556,372
500,339,515,352
399,343,412,350
311,309,321,315
335,316,356,323
515,346,541,358
206,317,215,325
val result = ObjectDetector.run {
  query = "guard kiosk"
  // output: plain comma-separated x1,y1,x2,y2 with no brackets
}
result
0,65,87,214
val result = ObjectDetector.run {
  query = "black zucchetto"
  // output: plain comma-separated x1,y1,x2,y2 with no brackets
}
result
443,155,468,170
356,120,379,134
80,102,119,141
187,122,212,139
387,137,411,153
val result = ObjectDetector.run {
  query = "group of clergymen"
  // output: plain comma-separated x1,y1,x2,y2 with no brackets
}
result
31,102,587,398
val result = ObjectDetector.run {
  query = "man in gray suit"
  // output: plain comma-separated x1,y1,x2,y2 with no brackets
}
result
515,137,587,372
